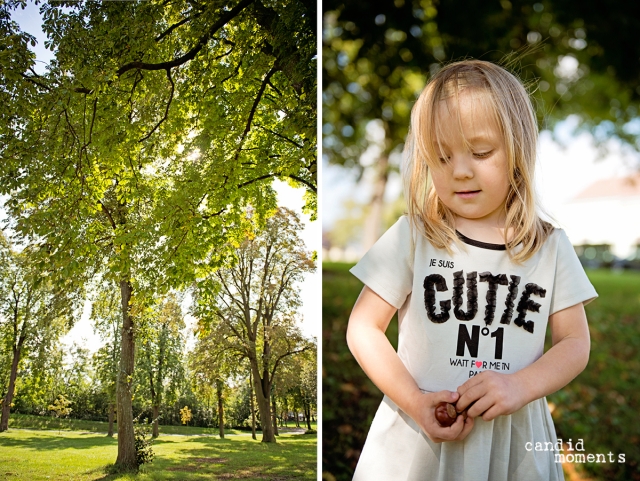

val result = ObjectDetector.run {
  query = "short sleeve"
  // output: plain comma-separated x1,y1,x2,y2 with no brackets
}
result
549,229,598,315
350,216,414,309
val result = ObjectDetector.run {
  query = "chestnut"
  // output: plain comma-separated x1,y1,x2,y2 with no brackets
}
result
434,402,458,427
434,402,472,427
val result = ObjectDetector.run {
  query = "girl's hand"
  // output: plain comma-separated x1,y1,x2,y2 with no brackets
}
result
409,390,475,443
455,371,529,421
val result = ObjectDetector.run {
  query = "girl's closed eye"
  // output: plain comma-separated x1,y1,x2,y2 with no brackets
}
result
473,150,493,159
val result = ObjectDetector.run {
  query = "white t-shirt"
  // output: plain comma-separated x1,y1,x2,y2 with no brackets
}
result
350,216,597,481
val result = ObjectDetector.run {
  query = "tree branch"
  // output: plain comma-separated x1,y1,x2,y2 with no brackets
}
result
287,174,316,193
236,173,277,189
256,124,303,149
155,11,202,42
233,66,278,161
80,98,98,158
19,73,51,91
98,201,117,230
269,346,310,385
139,69,175,142
117,0,255,76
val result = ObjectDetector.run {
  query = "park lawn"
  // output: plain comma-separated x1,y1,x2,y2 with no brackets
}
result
0,428,316,481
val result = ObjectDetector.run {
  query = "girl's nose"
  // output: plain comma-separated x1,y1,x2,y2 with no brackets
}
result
451,155,474,180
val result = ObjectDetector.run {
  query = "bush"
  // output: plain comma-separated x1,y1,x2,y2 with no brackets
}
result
133,422,155,467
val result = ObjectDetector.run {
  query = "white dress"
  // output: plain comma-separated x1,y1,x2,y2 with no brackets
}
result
350,216,597,481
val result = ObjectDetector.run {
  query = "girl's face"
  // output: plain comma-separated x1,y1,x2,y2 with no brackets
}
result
430,92,510,227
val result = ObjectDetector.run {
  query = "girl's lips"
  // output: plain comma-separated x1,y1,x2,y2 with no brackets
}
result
455,190,481,199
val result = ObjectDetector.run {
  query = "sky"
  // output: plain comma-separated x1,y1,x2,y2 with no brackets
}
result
9,4,321,354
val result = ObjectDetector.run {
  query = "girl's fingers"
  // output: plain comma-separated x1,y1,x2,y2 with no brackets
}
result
479,404,502,422
466,396,493,419
457,371,486,394
456,382,486,412
455,414,475,441
432,390,459,406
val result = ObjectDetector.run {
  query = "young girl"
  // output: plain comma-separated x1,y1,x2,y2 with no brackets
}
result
347,60,597,481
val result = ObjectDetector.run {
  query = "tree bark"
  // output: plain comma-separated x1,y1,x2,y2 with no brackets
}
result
282,398,288,427
107,402,115,437
249,370,256,440
216,378,224,439
0,345,22,432
115,279,137,471
304,399,311,430
152,405,159,438
271,397,278,436
251,361,275,443
363,155,389,251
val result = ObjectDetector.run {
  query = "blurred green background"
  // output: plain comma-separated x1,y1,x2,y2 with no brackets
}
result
322,265,640,481
322,0,640,255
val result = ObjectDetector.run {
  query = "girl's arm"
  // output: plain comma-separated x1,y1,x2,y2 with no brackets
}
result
455,302,590,420
347,286,475,443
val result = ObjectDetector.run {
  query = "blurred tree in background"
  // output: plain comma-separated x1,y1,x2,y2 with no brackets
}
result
323,0,640,246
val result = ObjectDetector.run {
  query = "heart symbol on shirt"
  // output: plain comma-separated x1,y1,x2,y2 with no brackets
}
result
475,361,482,368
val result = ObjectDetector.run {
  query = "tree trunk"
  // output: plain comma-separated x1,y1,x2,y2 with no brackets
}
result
282,398,288,427
152,405,159,438
216,378,224,439
304,399,311,430
0,345,22,432
249,370,256,440
251,361,275,443
295,410,300,428
115,279,137,471
363,155,389,251
107,402,115,437
271,397,278,436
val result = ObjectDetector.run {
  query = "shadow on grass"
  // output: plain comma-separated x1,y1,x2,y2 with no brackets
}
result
0,429,316,480
0,430,117,451
153,435,316,480
82,436,316,480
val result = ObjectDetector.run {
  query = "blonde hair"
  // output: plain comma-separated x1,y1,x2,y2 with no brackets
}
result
403,59,552,263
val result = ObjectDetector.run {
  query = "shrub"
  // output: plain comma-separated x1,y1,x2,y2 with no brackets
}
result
133,422,154,467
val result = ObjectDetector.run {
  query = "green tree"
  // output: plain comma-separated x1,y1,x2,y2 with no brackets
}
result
91,283,122,437
191,322,244,439
136,294,185,438
48,394,72,419
272,339,317,431
62,343,95,419
194,207,315,443
0,242,76,432
2,0,315,470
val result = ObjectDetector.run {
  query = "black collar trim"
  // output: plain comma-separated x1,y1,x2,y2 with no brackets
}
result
456,231,506,251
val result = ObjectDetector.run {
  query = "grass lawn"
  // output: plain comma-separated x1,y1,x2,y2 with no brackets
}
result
0,426,316,481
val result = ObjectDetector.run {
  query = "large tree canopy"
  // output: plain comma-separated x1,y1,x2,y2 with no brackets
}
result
1,0,316,470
